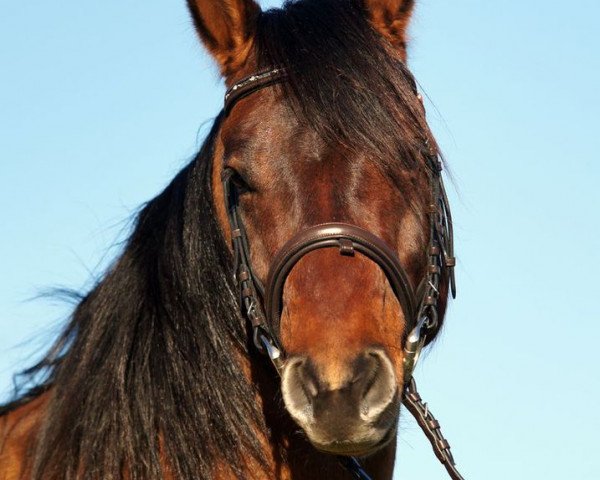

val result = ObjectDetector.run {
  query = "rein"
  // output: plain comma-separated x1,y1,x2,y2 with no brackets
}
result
221,69,465,480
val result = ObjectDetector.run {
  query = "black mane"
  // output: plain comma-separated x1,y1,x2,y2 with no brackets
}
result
257,0,437,174
2,115,268,479
1,1,438,478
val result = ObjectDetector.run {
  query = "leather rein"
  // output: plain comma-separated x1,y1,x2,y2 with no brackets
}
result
220,68,465,480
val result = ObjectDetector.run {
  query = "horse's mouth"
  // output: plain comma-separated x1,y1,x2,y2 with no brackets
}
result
310,422,397,457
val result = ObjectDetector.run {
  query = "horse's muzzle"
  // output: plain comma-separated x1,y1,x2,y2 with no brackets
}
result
281,348,399,456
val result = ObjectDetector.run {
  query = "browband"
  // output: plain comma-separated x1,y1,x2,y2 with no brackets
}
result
224,68,287,114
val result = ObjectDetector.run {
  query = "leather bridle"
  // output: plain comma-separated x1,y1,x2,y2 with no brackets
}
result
220,68,465,480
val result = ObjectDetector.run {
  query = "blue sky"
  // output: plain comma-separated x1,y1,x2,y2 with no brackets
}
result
1,1,598,479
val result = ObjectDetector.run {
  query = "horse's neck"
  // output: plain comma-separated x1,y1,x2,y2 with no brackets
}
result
0,393,50,480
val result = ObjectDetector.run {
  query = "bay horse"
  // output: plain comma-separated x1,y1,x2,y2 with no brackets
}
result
0,0,462,479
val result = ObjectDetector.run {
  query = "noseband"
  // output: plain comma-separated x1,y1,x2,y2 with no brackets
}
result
221,69,464,480
266,223,417,334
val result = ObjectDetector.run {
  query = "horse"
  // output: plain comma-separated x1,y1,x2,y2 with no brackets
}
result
0,0,462,478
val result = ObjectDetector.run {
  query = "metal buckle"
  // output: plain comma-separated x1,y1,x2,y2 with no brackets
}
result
403,316,428,381
256,329,285,373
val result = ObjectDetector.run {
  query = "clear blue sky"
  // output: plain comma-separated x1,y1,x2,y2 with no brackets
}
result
1,1,598,479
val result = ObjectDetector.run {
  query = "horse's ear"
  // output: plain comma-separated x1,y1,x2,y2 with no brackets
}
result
187,0,261,76
363,0,415,59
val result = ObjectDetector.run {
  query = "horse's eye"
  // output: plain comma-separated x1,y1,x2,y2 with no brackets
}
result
227,168,254,194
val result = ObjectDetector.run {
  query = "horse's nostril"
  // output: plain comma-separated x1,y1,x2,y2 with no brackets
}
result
297,361,319,398
358,350,397,421
281,357,319,424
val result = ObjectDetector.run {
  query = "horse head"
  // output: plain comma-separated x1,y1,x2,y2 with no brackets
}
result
188,0,454,459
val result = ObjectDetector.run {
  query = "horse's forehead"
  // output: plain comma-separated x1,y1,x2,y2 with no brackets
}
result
222,101,380,184
218,87,420,226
